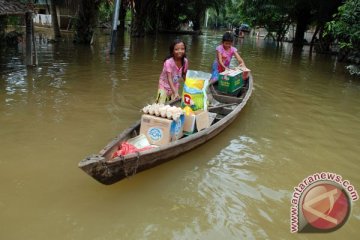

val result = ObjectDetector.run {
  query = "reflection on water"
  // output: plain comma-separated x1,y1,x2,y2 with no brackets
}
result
0,30,359,240
198,137,267,238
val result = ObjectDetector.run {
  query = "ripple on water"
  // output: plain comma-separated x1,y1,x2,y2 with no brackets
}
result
180,136,287,239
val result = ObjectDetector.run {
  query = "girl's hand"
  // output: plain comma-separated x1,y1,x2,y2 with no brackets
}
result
172,92,180,100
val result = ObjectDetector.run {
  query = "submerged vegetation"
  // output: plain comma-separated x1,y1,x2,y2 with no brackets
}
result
325,0,360,76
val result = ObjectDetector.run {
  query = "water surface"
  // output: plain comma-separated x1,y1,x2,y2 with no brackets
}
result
0,30,359,239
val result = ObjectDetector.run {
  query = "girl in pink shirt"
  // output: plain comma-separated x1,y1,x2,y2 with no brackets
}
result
210,32,246,82
156,39,188,104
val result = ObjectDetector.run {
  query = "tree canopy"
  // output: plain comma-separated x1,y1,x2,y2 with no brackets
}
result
326,0,360,53
326,0,360,75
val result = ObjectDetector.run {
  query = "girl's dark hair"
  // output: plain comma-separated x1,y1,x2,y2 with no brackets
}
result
164,39,187,78
222,32,234,42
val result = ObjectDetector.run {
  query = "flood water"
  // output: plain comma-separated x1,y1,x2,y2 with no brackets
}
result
1,29,359,239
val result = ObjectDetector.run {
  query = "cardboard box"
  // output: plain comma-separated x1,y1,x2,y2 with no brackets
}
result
217,69,243,93
236,66,251,80
195,110,210,131
183,110,213,134
140,114,184,146
183,114,196,134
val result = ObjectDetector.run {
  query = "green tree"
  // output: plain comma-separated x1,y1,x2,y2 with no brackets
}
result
145,0,186,32
303,0,342,53
241,0,294,41
130,0,153,37
98,1,114,24
189,0,223,31
326,0,360,75
73,0,101,44
127,0,224,36
326,0,360,53
241,0,343,48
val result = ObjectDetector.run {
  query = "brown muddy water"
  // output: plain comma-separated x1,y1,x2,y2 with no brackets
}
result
0,30,359,240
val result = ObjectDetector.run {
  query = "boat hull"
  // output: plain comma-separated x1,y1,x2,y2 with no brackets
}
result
79,76,253,185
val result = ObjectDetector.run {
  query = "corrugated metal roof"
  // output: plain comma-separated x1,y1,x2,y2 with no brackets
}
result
0,0,29,16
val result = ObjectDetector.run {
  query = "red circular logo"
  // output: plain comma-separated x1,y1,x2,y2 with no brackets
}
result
183,94,191,105
301,183,350,231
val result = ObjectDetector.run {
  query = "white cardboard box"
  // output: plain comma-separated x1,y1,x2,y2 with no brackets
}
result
183,110,213,134
140,114,184,146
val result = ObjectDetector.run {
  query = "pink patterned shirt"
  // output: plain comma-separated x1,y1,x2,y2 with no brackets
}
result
216,45,237,68
158,57,188,95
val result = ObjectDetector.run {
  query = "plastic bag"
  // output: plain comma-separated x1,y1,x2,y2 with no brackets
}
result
181,70,211,111
111,142,155,158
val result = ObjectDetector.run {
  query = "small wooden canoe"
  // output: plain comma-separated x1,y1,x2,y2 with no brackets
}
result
78,76,253,185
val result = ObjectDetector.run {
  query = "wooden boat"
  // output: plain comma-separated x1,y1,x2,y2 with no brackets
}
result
78,75,253,185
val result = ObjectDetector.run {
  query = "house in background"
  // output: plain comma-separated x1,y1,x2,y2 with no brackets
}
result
33,0,51,27
33,0,76,30
0,0,29,41
252,25,318,43
0,0,37,65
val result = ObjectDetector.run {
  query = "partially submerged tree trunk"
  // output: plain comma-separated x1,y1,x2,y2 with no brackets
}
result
310,0,342,54
192,2,204,32
73,0,98,44
50,0,61,40
192,15,203,31
314,26,334,55
0,16,6,42
131,0,144,37
118,1,126,30
309,25,320,54
25,12,34,66
293,4,311,48
131,0,151,37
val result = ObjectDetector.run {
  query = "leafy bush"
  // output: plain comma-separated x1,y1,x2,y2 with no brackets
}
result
325,0,360,75
98,2,113,23
326,0,360,52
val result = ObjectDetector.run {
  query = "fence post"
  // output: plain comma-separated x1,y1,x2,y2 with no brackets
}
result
25,11,33,66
